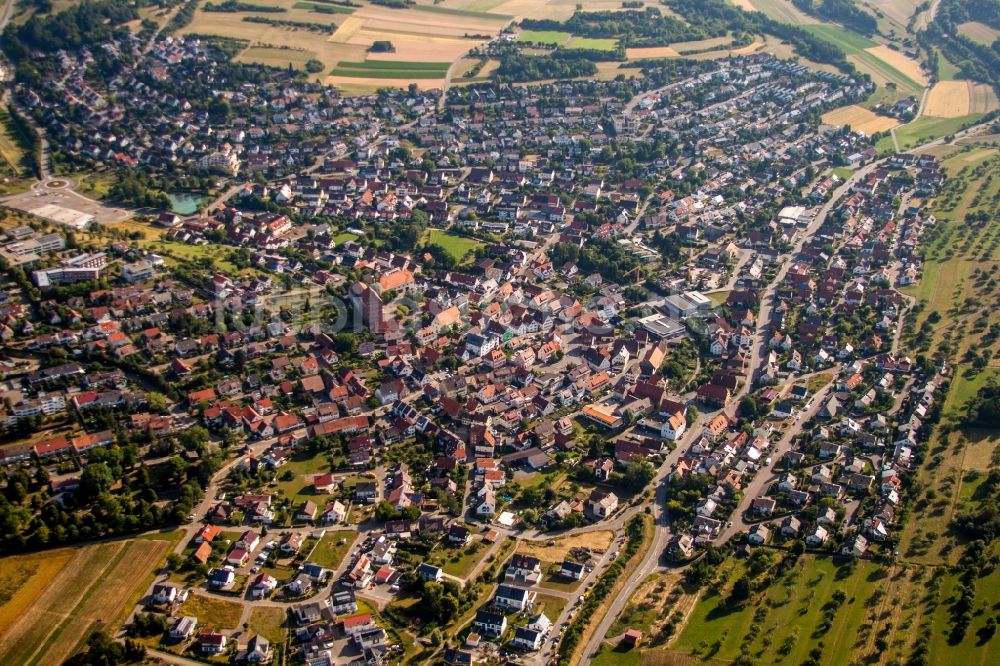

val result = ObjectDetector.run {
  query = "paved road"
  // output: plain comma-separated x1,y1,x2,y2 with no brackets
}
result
146,648,213,666
715,380,836,543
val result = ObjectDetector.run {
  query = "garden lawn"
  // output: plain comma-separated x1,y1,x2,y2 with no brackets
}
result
436,540,491,578
427,229,483,264
273,451,331,503
306,530,357,570
535,593,568,623
538,565,584,593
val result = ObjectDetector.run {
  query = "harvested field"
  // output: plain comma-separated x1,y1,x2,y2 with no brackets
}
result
958,21,1000,46
359,33,482,61
594,61,642,81
352,5,505,36
969,83,1000,114
925,81,973,118
864,45,928,86
822,104,900,134
565,36,618,50
491,0,625,21
868,0,922,34
669,35,733,52
747,0,812,24
626,46,680,59
0,538,170,666
0,549,74,634
325,75,444,90
180,10,366,72
330,15,364,43
684,37,765,60
516,530,615,561
40,541,168,665
730,0,755,10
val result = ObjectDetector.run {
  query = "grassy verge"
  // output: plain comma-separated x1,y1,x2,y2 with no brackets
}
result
558,514,652,665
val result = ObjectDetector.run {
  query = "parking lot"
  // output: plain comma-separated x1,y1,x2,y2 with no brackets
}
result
1,179,131,227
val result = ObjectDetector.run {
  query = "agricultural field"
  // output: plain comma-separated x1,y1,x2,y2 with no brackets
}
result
670,35,735,53
925,81,1000,119
427,229,484,263
235,45,318,70
625,45,680,59
684,36,767,60
894,114,985,150
897,144,1000,566
742,0,813,24
331,60,452,79
864,0,923,37
822,104,900,134
958,21,1000,46
564,36,619,51
668,554,882,664
804,24,926,103
0,538,171,666
517,29,572,46
178,1,367,78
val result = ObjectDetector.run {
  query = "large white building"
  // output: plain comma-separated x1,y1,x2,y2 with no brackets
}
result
33,252,108,287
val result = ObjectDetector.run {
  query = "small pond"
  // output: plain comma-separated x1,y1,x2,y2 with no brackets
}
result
168,192,209,215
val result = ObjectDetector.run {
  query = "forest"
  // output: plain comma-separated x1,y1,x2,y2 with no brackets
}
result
520,7,716,47
497,49,598,82
1,0,138,62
